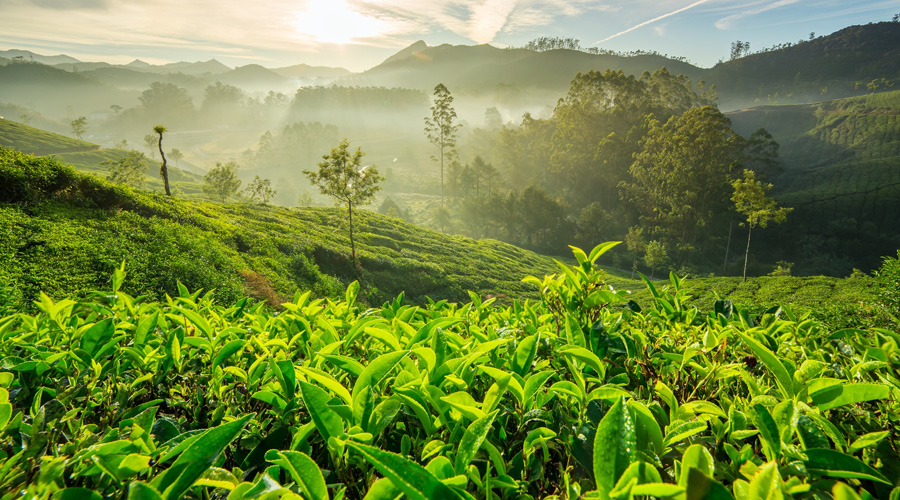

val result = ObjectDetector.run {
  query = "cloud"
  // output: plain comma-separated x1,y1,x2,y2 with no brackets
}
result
596,0,714,43
714,0,801,29
28,0,114,9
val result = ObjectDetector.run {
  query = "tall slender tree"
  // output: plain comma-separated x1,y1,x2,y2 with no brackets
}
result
731,169,792,281
153,125,171,196
424,83,461,206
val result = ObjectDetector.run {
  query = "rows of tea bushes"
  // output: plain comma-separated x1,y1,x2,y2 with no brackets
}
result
0,243,898,499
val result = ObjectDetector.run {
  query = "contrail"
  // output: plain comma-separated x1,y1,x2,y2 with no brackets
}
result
595,0,714,43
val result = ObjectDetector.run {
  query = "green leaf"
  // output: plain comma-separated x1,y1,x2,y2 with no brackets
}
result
264,450,328,500
299,380,344,442
663,420,707,448
588,241,622,264
593,397,637,499
804,448,891,484
134,312,159,348
747,461,784,500
849,431,890,452
127,482,164,500
679,444,714,487
52,489,104,500
738,331,795,399
753,404,782,462
685,468,735,500
558,346,604,377
832,483,863,500
352,351,408,403
81,319,115,358
212,340,245,370
810,382,890,411
270,358,296,401
628,400,664,456
455,410,498,474
512,334,538,377
150,414,252,500
346,442,461,500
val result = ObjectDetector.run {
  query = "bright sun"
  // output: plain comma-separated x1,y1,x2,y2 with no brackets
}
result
293,0,386,44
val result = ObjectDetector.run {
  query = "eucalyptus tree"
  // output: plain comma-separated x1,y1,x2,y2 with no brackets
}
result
304,139,383,269
424,83,461,206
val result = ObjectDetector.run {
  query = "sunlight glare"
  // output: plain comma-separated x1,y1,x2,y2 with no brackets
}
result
293,0,386,44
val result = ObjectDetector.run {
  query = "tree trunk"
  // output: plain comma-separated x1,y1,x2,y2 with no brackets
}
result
440,143,444,208
723,221,733,275
742,225,753,282
158,135,171,196
348,200,357,270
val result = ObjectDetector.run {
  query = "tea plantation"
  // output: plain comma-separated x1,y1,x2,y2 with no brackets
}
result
1,242,898,499
2,146,899,499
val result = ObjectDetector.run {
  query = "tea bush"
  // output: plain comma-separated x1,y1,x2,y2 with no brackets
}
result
0,244,897,499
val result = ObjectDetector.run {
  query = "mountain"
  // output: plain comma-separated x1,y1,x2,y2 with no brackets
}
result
270,63,351,80
0,61,131,116
710,21,900,109
381,40,428,65
153,59,231,75
355,42,702,94
0,49,80,65
126,59,151,68
218,64,291,92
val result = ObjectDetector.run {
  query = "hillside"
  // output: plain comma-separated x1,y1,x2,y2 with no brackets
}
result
710,21,900,109
0,61,133,117
727,90,900,272
0,117,99,154
0,147,564,310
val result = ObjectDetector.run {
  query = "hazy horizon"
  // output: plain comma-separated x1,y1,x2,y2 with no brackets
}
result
1,0,897,72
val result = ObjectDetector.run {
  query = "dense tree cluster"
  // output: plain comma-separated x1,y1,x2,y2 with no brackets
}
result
439,68,787,275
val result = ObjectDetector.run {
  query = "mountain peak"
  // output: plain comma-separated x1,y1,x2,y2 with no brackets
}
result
382,40,429,65
126,59,150,68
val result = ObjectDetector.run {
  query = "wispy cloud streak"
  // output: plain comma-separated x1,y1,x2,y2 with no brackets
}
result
595,0,714,43
714,0,800,29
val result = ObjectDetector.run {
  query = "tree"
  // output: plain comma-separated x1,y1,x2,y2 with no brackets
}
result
153,125,171,196
204,161,242,202
304,139,383,268
622,107,743,260
730,40,750,60
139,82,194,124
168,148,183,168
110,104,123,114
70,116,87,140
424,83,461,206
731,169,792,281
104,151,147,188
245,176,276,204
644,240,669,279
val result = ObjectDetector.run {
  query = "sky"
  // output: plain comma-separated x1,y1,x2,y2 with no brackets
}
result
0,0,896,72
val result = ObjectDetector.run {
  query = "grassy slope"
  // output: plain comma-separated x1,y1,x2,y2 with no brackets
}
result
0,146,562,310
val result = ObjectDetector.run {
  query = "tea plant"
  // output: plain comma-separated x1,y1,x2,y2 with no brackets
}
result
0,245,897,499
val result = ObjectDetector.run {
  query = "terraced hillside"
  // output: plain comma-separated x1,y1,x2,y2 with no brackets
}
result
728,90,900,272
